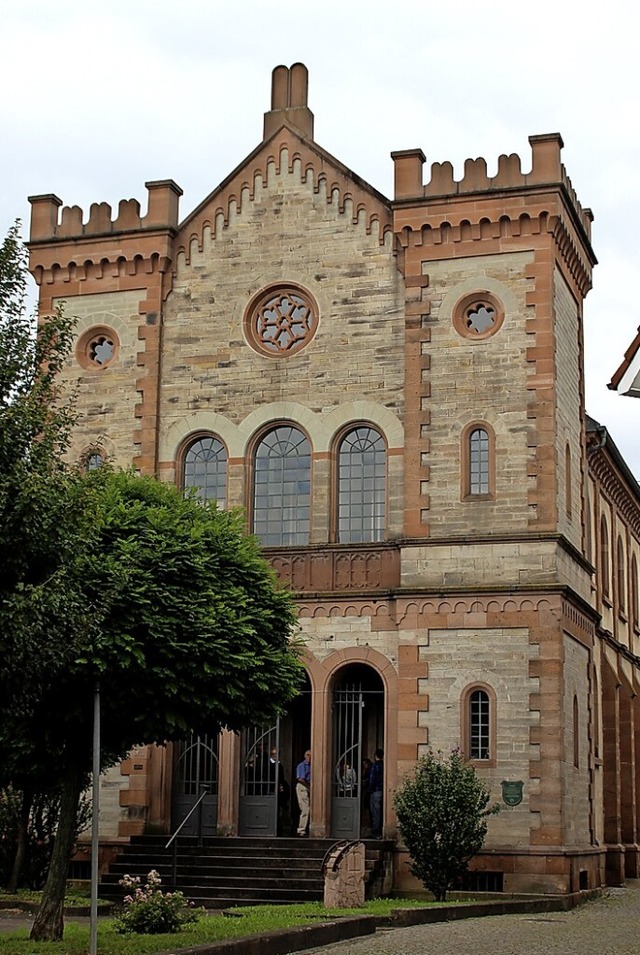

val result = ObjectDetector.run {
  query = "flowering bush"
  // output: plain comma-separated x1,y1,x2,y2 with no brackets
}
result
115,869,200,935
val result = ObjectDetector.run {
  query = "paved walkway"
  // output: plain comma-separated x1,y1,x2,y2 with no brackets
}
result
300,883,640,955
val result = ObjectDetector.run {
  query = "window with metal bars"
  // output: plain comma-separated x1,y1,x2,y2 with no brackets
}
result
183,435,227,507
253,426,311,546
337,426,386,543
469,428,490,495
469,688,490,760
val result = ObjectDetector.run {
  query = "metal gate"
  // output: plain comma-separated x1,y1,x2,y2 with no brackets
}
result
331,683,363,839
172,733,219,836
239,722,281,836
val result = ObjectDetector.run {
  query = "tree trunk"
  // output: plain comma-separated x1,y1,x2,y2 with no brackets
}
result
7,788,32,893
30,770,82,942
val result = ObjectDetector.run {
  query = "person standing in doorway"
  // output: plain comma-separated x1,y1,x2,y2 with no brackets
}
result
295,749,311,836
369,748,384,839
361,757,372,835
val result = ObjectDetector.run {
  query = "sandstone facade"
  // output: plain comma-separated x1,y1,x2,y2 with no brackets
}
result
28,63,640,894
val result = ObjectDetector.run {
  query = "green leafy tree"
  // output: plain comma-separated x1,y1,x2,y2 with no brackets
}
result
0,222,79,896
1,470,303,941
394,750,499,902
0,787,91,892
0,226,304,941
0,222,77,588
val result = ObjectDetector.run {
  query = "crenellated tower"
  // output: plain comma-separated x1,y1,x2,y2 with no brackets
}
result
391,134,595,553
28,180,182,472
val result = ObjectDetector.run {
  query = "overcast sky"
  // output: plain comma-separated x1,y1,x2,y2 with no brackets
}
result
2,1,638,478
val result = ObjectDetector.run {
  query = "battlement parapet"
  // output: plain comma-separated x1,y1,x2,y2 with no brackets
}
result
392,134,592,238
28,180,183,243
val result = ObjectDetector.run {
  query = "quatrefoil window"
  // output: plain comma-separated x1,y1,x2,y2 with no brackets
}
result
76,325,119,371
453,292,504,341
465,304,495,334
89,335,115,365
246,285,318,357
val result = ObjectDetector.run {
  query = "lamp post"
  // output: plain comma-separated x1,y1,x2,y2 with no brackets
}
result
90,681,100,955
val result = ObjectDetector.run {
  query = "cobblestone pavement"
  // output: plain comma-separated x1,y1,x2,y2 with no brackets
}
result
301,882,640,955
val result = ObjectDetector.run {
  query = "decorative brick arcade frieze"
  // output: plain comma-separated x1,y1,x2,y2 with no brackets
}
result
267,543,400,593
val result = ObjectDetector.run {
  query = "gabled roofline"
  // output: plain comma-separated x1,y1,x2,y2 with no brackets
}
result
178,121,391,234
586,414,640,503
609,325,640,397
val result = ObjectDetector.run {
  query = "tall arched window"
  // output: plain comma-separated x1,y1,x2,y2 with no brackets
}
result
565,443,572,520
600,514,610,598
253,426,311,546
592,668,600,759
462,423,494,499
337,426,386,543
631,555,639,631
461,685,495,762
469,689,490,760
617,535,626,615
469,429,490,494
183,435,227,507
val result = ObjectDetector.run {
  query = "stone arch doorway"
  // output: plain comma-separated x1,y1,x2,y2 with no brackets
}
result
330,663,384,839
238,672,312,837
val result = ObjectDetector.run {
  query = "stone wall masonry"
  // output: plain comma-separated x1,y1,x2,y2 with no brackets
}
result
58,290,148,467
563,636,591,846
401,538,577,591
418,252,534,538
159,158,404,444
423,627,538,846
554,268,584,554
300,615,398,667
93,765,130,839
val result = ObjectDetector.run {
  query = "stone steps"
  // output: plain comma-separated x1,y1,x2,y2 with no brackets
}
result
100,835,392,907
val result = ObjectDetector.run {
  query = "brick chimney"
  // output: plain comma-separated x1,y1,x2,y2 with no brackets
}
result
263,63,314,141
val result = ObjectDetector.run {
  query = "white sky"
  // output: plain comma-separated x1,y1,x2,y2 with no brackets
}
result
2,1,638,477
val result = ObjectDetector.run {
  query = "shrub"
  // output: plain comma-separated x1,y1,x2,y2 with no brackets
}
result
115,870,200,935
394,750,499,902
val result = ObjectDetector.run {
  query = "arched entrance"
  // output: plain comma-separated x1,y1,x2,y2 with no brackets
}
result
238,673,312,837
171,732,219,836
330,663,384,839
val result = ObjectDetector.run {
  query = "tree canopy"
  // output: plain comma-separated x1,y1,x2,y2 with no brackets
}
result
0,223,77,590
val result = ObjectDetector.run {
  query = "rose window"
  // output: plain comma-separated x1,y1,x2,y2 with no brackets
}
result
464,303,495,334
76,326,119,371
246,285,318,356
453,292,504,341
89,334,115,366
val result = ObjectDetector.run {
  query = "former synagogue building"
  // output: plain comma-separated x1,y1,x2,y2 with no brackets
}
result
27,64,640,895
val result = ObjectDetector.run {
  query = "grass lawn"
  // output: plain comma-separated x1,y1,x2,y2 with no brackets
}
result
0,889,100,909
0,899,432,955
